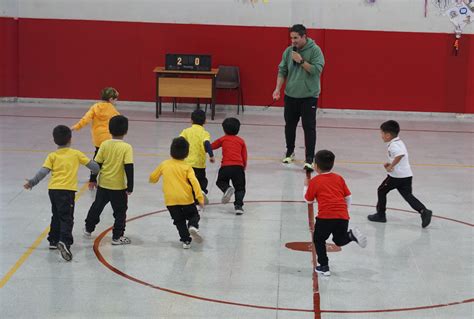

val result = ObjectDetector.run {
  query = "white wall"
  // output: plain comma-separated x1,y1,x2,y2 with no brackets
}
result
1,0,473,34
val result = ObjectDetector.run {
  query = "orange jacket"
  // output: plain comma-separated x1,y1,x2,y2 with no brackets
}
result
72,102,120,147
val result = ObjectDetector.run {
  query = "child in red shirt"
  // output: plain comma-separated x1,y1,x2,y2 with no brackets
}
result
305,150,367,276
211,118,247,215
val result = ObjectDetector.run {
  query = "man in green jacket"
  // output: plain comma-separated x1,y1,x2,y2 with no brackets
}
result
272,24,325,172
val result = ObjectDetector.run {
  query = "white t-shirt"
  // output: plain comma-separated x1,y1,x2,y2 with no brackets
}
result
386,137,413,178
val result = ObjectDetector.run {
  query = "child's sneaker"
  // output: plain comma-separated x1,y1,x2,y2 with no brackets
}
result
235,205,244,215
315,265,330,276
303,162,314,172
221,186,235,204
49,242,58,250
189,226,203,243
57,241,72,261
111,236,131,245
83,228,92,238
202,191,209,205
367,213,387,223
420,208,432,228
350,228,367,248
282,153,295,164
182,241,191,249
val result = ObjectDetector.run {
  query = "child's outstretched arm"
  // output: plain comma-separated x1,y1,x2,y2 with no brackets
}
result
71,107,94,131
149,164,163,184
24,167,51,190
124,163,134,195
204,140,215,163
86,160,100,174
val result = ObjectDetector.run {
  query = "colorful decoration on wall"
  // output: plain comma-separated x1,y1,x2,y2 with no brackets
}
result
444,1,473,55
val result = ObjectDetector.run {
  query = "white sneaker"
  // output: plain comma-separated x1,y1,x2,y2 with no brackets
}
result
112,236,131,245
57,242,72,261
282,153,295,164
83,228,92,238
189,226,203,243
221,186,234,204
303,162,315,172
202,191,209,205
182,241,191,249
351,228,367,248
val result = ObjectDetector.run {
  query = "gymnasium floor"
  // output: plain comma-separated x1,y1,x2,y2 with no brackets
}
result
0,100,472,319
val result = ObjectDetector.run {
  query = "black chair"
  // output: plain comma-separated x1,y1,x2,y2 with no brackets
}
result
215,66,244,114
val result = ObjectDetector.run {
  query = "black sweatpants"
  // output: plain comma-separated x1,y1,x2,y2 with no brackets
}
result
193,167,208,194
85,186,128,240
89,146,100,183
48,190,76,247
284,95,318,163
216,165,246,207
167,204,200,242
314,218,353,267
376,175,426,215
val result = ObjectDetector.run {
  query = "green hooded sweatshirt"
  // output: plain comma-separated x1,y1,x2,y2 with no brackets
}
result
278,38,325,98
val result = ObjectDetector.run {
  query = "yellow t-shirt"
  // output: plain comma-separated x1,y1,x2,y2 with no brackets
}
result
72,102,120,147
180,124,211,169
42,148,91,191
96,139,133,190
149,158,203,206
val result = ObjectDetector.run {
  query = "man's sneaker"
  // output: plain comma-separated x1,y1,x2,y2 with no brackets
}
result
57,241,72,261
303,162,314,172
202,191,209,205
420,209,432,228
282,153,295,164
88,181,97,191
367,213,387,223
189,226,203,243
350,228,367,248
49,242,58,250
221,186,235,204
235,206,244,215
111,236,131,245
315,265,330,276
83,228,92,238
182,241,191,249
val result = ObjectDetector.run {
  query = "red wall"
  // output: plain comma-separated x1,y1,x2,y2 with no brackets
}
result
0,17,19,97
1,17,473,113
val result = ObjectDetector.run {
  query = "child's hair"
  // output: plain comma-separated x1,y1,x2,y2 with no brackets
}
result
191,109,206,126
314,150,335,172
101,87,119,101
53,125,72,146
109,115,128,136
170,137,189,160
380,120,400,137
222,117,240,135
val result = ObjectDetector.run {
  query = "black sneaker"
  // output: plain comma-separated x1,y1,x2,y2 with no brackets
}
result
235,206,244,215
57,241,72,261
420,209,432,228
367,213,387,223
315,265,330,276
49,242,58,250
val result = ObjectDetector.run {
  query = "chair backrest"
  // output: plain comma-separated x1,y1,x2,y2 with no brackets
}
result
216,66,240,87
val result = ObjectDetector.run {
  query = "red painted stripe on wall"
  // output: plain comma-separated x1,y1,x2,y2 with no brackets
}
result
1,17,473,113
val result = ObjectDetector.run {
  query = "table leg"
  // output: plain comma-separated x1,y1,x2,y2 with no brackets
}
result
211,76,216,120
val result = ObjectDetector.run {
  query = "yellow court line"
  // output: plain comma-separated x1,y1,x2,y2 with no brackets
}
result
2,148,473,169
0,183,89,288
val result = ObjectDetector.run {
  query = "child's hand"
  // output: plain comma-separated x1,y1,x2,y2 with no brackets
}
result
23,179,32,190
209,156,215,163
384,163,393,172
126,191,132,196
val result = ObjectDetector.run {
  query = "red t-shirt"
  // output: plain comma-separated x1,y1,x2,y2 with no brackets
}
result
305,172,351,220
211,135,247,169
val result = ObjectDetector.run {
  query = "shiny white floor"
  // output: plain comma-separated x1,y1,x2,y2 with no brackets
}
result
0,101,473,319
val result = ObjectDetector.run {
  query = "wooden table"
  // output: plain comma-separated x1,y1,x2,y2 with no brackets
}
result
153,67,219,120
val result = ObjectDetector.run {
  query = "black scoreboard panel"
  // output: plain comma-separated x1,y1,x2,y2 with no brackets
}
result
165,54,212,71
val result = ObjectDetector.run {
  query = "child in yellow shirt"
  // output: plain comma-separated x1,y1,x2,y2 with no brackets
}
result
71,87,120,190
179,109,215,205
24,125,99,261
149,137,204,249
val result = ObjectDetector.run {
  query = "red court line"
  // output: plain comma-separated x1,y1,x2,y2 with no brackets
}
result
92,200,473,315
1,114,473,134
